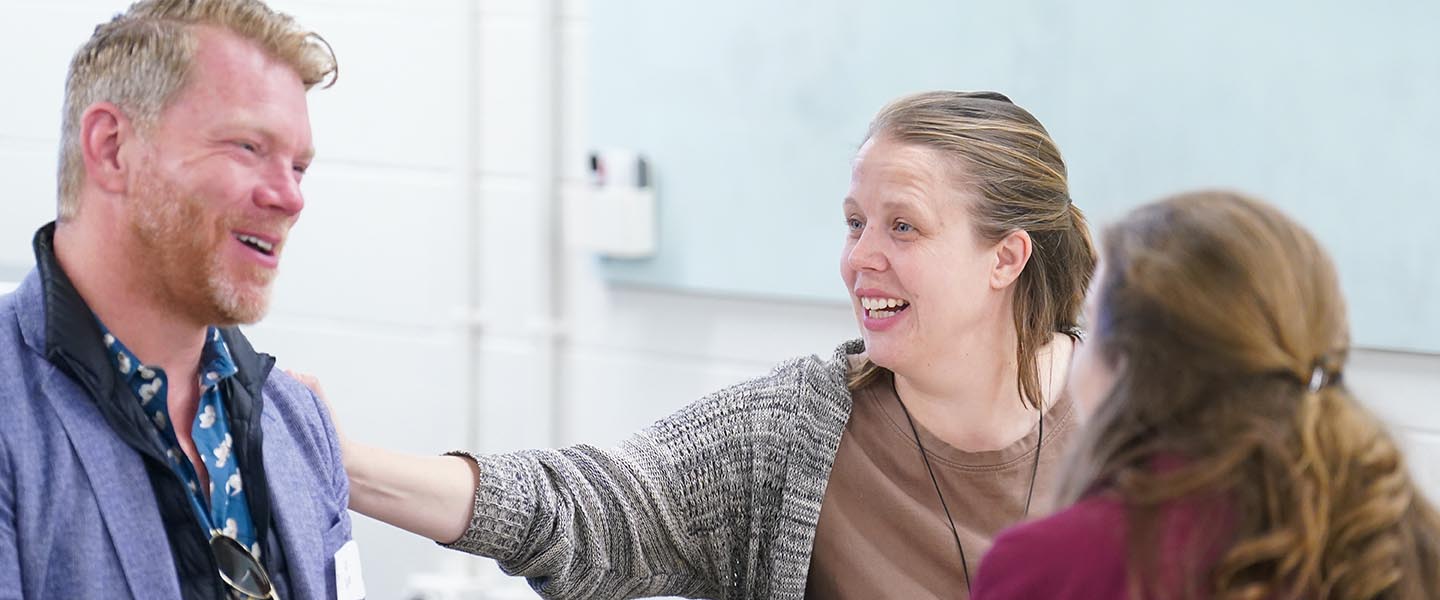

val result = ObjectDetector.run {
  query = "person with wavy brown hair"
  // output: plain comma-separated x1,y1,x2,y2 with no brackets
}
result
971,190,1440,599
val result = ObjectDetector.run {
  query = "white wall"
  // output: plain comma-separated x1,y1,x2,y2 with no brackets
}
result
3,2,1439,599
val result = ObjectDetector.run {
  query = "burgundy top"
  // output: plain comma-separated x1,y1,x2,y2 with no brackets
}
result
972,488,1233,599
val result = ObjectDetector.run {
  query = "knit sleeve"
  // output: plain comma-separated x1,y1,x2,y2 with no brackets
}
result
441,360,820,600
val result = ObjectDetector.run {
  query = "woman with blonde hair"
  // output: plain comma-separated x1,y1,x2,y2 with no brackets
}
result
972,190,1440,599
314,91,1096,599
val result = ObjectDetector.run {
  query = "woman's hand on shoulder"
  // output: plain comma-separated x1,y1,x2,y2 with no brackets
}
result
286,369,350,448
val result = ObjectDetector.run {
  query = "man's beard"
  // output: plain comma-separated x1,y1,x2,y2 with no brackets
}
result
129,163,277,326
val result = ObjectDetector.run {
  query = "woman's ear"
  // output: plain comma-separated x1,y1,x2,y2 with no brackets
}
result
991,229,1033,290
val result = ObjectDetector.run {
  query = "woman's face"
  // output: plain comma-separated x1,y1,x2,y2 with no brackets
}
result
1065,266,1119,422
839,135,1006,375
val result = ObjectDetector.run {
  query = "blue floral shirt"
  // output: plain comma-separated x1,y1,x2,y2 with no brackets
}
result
100,325,261,558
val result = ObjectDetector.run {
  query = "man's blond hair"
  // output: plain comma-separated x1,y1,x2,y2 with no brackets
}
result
57,0,337,221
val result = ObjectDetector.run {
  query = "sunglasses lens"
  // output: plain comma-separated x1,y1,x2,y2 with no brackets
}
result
210,535,273,597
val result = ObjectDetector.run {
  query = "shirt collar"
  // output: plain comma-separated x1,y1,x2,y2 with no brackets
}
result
199,326,239,389
99,324,240,389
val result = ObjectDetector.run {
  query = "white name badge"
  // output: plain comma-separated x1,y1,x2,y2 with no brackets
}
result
335,539,367,600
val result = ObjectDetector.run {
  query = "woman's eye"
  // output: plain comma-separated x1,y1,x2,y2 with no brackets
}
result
846,218,863,232
894,222,914,233
238,141,259,153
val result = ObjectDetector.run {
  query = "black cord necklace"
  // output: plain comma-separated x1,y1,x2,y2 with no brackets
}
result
894,392,1044,594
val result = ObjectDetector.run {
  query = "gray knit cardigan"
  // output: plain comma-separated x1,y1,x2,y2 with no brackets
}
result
444,340,862,600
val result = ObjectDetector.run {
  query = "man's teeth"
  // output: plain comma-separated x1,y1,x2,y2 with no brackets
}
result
237,234,275,253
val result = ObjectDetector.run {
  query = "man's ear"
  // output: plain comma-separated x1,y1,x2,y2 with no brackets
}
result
990,229,1033,290
79,102,135,195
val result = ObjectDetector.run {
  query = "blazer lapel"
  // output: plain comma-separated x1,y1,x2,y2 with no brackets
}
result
262,407,326,599
40,365,182,600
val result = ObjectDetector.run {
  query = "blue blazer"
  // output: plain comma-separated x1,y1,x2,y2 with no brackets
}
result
0,235,353,598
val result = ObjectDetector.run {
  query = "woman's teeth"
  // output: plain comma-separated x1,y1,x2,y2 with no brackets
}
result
861,297,909,318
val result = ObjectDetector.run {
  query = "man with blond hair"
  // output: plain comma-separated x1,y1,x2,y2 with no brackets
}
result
0,1,361,598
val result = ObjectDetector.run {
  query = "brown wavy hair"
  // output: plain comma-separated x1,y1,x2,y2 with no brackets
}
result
847,91,1096,410
1055,190,1440,598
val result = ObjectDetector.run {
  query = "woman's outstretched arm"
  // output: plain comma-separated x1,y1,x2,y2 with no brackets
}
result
285,368,769,599
287,369,476,542
344,441,478,543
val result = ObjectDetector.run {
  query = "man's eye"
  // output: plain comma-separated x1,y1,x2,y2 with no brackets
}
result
895,222,914,233
846,218,863,231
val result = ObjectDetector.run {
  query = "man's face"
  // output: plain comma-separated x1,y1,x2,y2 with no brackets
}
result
125,26,313,326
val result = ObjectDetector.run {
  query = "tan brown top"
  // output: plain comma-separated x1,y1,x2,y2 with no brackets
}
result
804,372,1078,599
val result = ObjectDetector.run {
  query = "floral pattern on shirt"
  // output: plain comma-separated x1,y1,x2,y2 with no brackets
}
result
101,325,260,557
